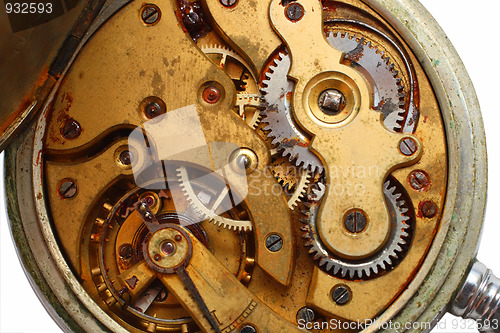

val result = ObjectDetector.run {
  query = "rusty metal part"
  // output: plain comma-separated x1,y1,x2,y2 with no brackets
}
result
43,0,295,286
177,0,212,42
0,0,104,152
260,51,324,174
326,30,405,131
270,0,422,260
29,0,449,330
408,169,431,191
302,179,411,279
420,200,438,218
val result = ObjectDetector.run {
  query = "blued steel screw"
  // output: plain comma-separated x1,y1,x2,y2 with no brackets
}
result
239,325,257,333
318,89,346,115
220,0,237,7
399,137,418,156
61,119,81,140
421,201,438,218
286,3,304,22
265,234,283,252
409,170,430,191
58,180,77,199
344,210,367,233
332,285,351,305
141,5,160,25
296,307,316,323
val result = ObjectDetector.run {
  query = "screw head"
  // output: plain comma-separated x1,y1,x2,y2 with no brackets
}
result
203,86,221,104
119,243,134,259
421,201,438,218
154,254,161,261
332,285,351,305
119,150,133,165
265,234,283,252
408,170,430,191
285,3,304,22
296,307,316,324
220,0,237,7
399,137,418,156
174,235,182,242
141,4,161,25
318,89,346,115
61,119,81,140
239,325,257,333
344,209,367,233
58,180,77,199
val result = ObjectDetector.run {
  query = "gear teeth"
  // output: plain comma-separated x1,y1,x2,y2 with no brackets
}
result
303,179,412,280
177,166,252,232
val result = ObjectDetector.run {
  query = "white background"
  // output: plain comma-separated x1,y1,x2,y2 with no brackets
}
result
1,0,500,332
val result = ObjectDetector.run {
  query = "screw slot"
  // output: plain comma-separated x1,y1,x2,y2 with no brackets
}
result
61,119,81,140
296,307,316,324
408,170,430,191
399,137,418,156
265,234,283,252
58,179,77,199
285,3,304,22
141,4,161,25
332,285,351,305
344,209,367,234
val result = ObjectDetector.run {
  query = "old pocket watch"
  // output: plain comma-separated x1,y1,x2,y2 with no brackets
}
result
0,0,499,332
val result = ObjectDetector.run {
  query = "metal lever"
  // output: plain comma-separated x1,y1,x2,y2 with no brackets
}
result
451,261,500,332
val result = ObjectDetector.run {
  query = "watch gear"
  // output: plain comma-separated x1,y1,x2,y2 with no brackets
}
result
326,31,406,131
287,169,311,209
260,51,325,174
235,93,264,129
302,179,411,279
177,166,253,231
201,44,263,128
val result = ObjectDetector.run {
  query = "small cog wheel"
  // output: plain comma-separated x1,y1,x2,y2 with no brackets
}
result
301,178,412,279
